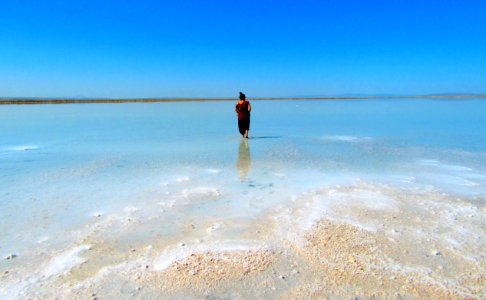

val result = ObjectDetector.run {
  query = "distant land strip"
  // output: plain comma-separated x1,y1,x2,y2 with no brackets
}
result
1,95,485,105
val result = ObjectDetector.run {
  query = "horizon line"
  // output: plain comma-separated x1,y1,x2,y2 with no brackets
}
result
1,94,485,105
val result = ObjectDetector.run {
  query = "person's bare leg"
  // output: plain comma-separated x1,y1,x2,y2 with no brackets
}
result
245,130,249,139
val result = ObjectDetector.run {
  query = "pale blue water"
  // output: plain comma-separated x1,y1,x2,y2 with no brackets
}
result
1,99,486,290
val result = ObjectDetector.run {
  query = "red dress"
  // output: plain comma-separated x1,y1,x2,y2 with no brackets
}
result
235,101,251,135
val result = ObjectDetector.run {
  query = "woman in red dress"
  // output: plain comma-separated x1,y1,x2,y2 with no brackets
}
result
235,92,252,138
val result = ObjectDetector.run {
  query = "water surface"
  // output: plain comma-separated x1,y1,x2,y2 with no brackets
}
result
1,99,485,297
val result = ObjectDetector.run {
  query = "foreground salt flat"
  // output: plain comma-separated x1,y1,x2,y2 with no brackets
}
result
3,181,484,299
0,100,485,299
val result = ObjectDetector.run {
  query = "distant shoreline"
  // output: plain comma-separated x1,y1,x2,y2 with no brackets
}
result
1,95,485,105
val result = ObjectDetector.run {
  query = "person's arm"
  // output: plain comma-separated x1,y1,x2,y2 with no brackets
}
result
248,103,251,112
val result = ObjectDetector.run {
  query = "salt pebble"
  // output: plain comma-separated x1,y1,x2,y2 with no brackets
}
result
433,250,442,256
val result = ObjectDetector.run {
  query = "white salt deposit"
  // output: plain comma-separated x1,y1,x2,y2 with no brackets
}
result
205,168,221,174
322,135,373,142
37,236,49,244
5,145,40,151
41,244,91,278
207,223,223,233
175,176,190,183
123,206,141,213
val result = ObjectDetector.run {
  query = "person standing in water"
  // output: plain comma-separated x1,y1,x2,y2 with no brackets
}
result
235,92,251,138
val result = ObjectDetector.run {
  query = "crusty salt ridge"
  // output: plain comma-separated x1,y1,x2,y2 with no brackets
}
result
153,240,270,271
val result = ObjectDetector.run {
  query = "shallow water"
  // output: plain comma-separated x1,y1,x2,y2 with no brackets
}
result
1,99,486,298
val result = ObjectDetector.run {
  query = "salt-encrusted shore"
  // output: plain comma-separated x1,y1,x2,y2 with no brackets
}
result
33,220,484,299
3,184,484,299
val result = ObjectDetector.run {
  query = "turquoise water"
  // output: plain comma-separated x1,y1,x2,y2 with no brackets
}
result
1,99,486,297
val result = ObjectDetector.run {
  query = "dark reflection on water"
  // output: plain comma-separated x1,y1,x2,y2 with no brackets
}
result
237,139,251,181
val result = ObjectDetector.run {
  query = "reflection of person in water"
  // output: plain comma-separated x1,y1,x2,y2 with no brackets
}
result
235,92,251,139
237,139,251,181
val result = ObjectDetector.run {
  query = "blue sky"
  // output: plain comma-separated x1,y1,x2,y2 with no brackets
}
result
0,0,485,98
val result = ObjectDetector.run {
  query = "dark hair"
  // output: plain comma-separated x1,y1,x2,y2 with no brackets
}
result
239,92,246,100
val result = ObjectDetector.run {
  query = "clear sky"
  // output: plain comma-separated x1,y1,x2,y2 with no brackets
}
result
0,0,485,98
